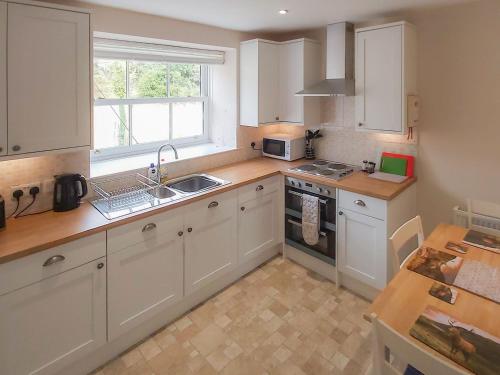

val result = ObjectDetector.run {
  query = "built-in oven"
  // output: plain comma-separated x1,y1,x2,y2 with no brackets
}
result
284,177,336,265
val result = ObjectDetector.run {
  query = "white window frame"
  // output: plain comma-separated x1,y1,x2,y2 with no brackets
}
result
92,60,210,162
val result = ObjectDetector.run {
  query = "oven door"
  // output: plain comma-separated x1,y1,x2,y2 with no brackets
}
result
285,215,335,264
262,138,286,159
285,186,336,224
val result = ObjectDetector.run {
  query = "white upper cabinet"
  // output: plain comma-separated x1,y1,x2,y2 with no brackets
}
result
4,2,91,157
240,38,320,127
355,22,416,134
0,2,6,156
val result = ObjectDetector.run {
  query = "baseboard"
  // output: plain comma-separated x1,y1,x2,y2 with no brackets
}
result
283,244,337,283
59,244,280,375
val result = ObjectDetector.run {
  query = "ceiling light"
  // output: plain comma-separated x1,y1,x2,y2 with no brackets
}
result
278,9,288,15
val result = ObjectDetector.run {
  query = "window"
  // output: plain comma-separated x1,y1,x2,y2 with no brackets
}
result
92,37,225,160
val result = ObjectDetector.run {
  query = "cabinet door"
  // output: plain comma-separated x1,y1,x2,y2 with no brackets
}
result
355,25,402,133
337,208,386,289
279,42,304,123
184,192,238,295
258,41,280,123
7,3,90,155
0,2,6,156
108,228,184,340
239,191,279,263
0,258,106,375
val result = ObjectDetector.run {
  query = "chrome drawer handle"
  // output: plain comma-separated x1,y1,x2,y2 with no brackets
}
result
43,255,65,267
142,223,157,232
354,200,366,207
256,185,264,191
208,201,219,208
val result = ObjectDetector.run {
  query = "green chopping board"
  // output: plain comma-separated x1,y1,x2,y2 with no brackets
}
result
380,156,407,176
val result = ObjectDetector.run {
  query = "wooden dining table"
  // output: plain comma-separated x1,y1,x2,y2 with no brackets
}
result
366,223,500,373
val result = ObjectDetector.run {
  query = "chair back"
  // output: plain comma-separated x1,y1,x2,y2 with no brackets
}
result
389,216,424,275
371,313,470,375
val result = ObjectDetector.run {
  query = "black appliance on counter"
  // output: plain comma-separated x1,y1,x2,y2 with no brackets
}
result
284,176,336,265
53,174,87,212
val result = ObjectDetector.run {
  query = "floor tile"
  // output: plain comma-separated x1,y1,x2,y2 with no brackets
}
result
90,257,373,375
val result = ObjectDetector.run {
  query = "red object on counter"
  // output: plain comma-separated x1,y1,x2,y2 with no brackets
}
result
381,152,415,177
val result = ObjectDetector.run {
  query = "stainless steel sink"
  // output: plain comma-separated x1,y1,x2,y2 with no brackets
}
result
148,186,177,199
166,174,227,194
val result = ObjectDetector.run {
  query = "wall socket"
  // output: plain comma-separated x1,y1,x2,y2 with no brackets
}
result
10,182,42,200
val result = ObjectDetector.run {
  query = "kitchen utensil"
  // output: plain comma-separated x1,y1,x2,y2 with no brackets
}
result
53,174,88,212
382,152,415,177
380,156,407,176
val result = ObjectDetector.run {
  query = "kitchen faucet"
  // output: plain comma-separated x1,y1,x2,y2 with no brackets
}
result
157,144,179,183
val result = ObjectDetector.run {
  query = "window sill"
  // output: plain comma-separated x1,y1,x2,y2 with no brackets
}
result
90,143,237,178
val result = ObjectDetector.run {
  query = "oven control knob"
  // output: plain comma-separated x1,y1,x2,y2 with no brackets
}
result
317,187,323,193
325,189,331,195
291,180,295,186
298,182,302,187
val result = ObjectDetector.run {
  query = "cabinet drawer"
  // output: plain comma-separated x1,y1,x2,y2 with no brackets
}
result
185,190,237,229
107,206,184,255
0,232,106,296
238,175,281,204
338,190,386,220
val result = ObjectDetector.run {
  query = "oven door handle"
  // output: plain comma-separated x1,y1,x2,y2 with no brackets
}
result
287,219,327,237
287,190,329,205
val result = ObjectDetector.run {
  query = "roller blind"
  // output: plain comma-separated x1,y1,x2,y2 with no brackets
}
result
94,37,225,65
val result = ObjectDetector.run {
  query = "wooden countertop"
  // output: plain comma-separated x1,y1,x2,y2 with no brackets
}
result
0,157,416,264
367,224,500,374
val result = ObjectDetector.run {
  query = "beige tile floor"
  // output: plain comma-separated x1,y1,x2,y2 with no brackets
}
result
91,257,373,375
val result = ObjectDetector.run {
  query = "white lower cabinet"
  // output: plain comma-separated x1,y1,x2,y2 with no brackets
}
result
0,258,106,375
238,190,280,262
184,191,238,295
107,210,184,340
337,208,386,289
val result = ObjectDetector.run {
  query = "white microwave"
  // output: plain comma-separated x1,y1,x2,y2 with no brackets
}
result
262,133,305,161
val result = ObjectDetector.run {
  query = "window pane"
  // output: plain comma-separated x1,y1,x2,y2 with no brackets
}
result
131,104,170,144
94,59,126,99
172,102,203,139
129,61,167,98
169,64,201,97
94,105,130,149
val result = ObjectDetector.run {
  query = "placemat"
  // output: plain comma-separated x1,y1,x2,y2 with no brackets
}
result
410,306,500,375
406,247,500,303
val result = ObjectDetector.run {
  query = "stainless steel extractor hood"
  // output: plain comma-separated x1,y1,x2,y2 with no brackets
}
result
296,22,354,96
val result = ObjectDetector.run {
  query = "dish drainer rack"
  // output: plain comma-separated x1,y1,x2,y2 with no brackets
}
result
90,173,159,211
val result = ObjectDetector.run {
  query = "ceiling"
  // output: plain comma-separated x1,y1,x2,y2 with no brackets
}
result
83,0,473,32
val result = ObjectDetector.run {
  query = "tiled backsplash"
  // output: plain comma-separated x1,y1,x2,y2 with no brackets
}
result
0,151,90,215
0,97,416,216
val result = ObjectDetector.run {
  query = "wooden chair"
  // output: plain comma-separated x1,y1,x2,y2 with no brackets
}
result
371,313,470,375
389,216,424,275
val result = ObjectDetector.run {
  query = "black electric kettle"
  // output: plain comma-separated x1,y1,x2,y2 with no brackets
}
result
53,174,88,212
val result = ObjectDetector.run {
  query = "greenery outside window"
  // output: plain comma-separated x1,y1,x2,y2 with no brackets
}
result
93,59,208,160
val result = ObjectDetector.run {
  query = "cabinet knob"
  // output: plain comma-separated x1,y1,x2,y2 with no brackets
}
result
358,123,363,127
240,206,245,211
256,185,264,191
178,231,184,237
187,227,193,233
275,116,280,121
208,201,219,209
0,147,3,152
43,255,65,267
12,145,21,152
97,262,105,269
354,200,366,207
142,223,157,232
338,211,344,216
